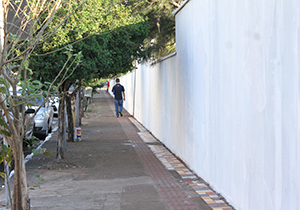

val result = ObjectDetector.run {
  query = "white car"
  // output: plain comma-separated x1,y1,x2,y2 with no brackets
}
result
32,98,54,139
50,97,59,117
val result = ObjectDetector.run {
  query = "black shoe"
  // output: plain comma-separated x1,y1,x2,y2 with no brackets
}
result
119,112,123,117
116,114,119,118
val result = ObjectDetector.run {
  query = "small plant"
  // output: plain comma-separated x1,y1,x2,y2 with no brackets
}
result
23,136,39,149
0,144,13,179
29,173,45,190
32,147,51,156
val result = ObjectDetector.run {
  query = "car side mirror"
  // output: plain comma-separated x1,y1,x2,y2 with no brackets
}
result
25,108,35,114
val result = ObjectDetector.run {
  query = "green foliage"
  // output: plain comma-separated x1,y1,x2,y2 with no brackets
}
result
30,0,149,85
0,144,13,165
29,173,45,190
75,21,150,81
0,144,13,179
0,119,8,129
39,0,146,51
121,0,182,60
0,130,11,137
31,147,50,156
34,173,44,182
83,78,105,88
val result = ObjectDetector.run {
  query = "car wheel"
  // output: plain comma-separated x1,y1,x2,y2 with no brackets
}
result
42,126,49,140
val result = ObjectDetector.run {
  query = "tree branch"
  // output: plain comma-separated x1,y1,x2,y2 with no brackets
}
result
169,1,180,8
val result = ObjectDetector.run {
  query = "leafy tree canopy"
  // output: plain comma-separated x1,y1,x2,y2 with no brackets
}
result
121,0,185,60
30,21,149,86
29,0,148,87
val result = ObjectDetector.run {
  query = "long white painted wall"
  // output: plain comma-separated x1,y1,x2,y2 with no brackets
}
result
110,1,300,210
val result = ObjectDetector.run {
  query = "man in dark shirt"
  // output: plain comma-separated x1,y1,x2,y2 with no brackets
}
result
112,78,125,117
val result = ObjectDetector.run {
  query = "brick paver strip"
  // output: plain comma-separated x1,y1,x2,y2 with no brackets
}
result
106,96,199,210
120,117,199,210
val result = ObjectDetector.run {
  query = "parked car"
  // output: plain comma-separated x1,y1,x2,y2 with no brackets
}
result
31,98,54,139
0,108,35,143
50,97,59,117
6,86,35,140
7,86,53,140
0,87,36,157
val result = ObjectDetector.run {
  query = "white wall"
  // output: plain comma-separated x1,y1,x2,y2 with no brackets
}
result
111,1,300,210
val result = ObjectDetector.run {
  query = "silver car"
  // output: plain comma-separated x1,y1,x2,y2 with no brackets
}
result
33,98,54,139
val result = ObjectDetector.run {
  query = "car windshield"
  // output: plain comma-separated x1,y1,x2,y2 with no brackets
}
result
8,86,46,109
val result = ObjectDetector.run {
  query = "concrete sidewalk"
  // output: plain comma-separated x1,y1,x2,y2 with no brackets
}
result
0,90,227,210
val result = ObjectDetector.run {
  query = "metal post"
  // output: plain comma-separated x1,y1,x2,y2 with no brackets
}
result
64,103,67,150
133,61,137,117
76,90,79,127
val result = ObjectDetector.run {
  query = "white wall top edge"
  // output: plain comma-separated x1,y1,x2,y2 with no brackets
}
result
173,0,190,17
151,52,177,66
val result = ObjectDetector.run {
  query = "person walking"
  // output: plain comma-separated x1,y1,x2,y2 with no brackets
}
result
112,78,125,117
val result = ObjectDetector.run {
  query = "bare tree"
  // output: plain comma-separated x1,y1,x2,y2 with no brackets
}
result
0,0,79,209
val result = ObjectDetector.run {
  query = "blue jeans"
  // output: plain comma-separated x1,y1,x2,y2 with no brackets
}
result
114,99,123,116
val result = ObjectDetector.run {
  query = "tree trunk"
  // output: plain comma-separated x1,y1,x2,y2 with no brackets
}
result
56,92,64,160
11,136,30,210
57,81,70,159
66,94,74,142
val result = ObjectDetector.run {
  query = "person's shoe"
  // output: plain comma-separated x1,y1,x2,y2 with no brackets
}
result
119,112,123,117
116,114,119,118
